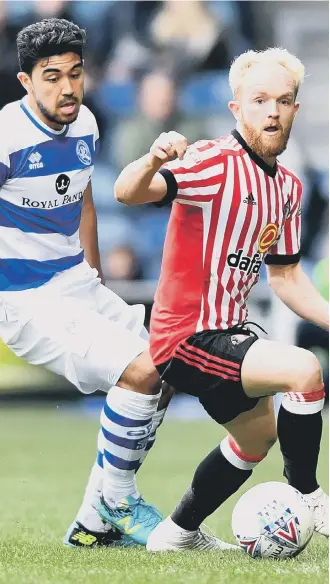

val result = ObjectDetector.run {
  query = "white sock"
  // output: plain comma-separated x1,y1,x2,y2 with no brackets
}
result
137,407,167,469
75,431,110,532
165,516,194,534
101,386,160,506
75,405,167,529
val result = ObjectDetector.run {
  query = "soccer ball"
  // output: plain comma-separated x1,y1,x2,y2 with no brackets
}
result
232,482,314,559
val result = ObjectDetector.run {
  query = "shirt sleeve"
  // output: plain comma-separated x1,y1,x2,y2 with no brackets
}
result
154,141,224,208
0,143,10,190
265,177,302,265
93,118,100,158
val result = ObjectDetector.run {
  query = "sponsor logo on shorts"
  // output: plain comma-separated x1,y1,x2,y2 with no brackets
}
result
258,223,278,253
227,249,262,275
231,335,248,346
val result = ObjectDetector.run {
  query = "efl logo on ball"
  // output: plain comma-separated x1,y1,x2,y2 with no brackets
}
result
258,223,278,253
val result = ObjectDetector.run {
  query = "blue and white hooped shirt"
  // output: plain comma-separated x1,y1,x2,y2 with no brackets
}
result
0,97,99,291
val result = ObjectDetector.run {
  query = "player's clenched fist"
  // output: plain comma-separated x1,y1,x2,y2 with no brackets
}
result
149,131,188,163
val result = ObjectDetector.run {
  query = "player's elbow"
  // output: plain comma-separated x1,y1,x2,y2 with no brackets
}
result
114,180,131,206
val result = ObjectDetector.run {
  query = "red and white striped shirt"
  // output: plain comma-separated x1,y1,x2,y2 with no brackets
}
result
150,130,302,366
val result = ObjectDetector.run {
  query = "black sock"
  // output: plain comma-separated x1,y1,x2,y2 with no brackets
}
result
171,446,252,531
277,405,322,494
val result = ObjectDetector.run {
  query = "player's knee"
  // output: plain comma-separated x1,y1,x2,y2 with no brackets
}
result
264,431,278,451
118,350,161,395
289,350,323,393
239,431,277,458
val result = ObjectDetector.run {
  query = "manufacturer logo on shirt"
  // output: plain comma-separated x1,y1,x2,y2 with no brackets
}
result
28,151,44,170
76,140,91,166
258,223,278,253
56,174,71,195
243,193,257,205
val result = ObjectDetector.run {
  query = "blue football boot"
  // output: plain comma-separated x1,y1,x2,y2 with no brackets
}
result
98,495,163,546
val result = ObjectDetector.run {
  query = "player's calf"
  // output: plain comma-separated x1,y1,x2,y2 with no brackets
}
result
64,382,172,547
241,340,327,531
223,396,277,459
149,435,267,552
170,433,268,534
97,356,166,544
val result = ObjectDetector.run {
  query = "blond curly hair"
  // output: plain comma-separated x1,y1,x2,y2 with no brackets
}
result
229,48,305,98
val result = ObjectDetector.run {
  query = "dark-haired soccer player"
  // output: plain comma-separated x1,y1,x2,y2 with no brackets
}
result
114,48,329,551
0,17,173,548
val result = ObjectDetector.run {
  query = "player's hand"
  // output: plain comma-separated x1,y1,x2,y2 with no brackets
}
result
149,131,188,164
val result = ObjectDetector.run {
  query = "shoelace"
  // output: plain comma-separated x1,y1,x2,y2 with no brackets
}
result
107,498,161,529
192,530,220,550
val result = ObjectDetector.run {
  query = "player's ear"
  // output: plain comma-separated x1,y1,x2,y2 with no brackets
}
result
17,72,32,93
293,102,300,117
228,100,241,121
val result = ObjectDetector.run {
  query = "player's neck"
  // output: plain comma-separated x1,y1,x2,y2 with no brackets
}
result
236,125,277,168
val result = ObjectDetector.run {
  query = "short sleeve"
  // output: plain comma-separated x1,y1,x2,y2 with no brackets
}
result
265,178,302,265
93,118,100,158
154,140,224,207
0,123,10,189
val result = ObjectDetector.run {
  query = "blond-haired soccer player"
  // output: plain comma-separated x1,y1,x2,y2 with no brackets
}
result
114,48,329,551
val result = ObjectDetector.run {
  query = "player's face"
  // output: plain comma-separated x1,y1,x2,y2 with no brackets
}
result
229,64,300,163
20,52,84,130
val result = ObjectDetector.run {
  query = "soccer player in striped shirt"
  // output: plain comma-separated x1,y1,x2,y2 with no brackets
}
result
0,17,172,549
114,48,329,551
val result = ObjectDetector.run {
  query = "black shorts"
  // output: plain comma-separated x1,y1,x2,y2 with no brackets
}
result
156,326,260,425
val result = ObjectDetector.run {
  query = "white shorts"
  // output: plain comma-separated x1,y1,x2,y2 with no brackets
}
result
0,261,148,394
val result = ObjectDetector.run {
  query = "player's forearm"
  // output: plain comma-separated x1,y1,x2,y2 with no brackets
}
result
114,154,163,205
79,204,104,284
269,265,329,330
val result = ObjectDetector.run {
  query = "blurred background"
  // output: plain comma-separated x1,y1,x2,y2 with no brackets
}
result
0,0,328,412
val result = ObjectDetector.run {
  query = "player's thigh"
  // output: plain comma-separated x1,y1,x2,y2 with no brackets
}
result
223,396,277,457
241,339,323,398
1,295,148,394
157,330,260,425
90,278,147,338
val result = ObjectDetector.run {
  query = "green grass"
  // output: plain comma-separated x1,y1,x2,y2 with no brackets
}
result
0,406,328,584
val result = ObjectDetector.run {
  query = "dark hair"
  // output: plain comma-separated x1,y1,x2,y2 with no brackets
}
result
17,18,87,75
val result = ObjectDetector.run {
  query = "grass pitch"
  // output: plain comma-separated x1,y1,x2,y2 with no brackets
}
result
0,405,328,584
